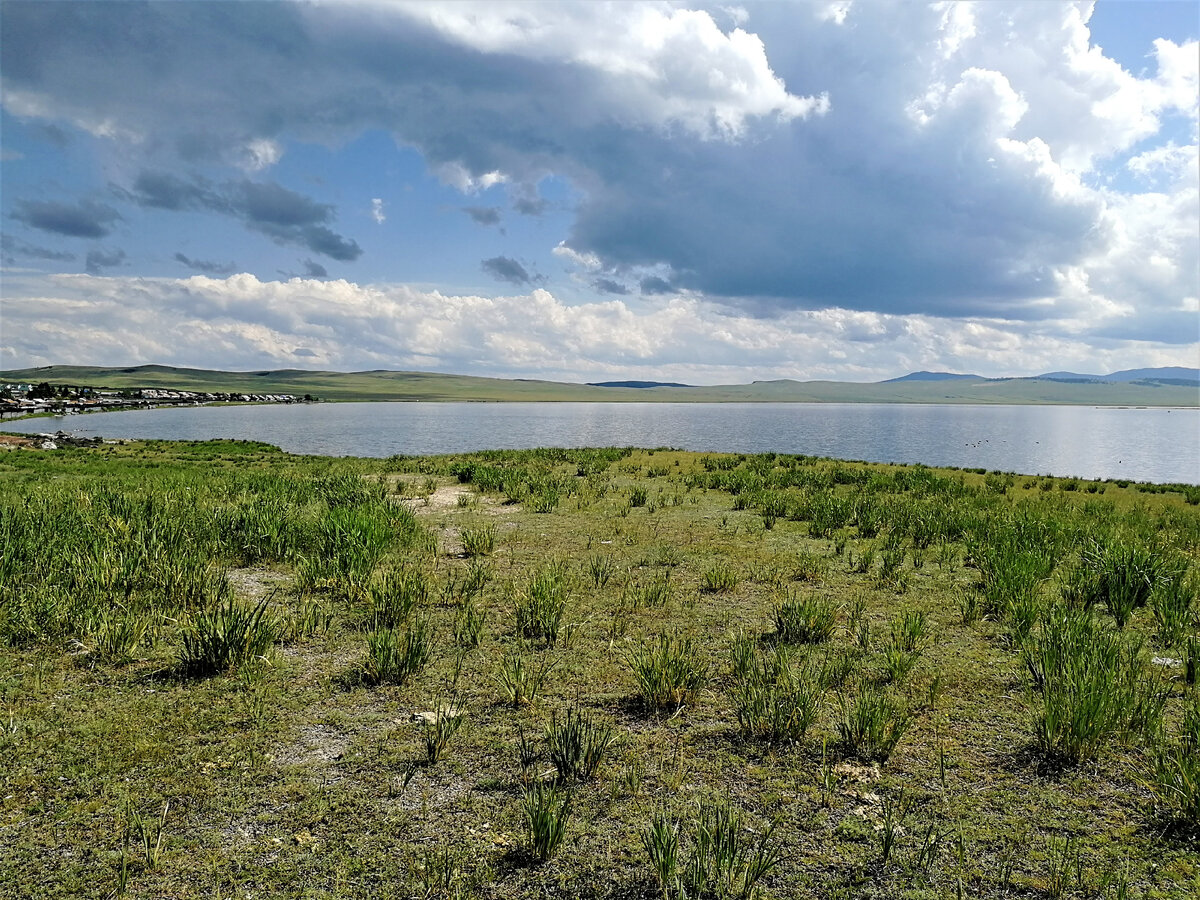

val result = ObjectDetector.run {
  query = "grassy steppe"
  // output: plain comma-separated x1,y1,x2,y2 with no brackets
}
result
4,364,1198,405
1,441,1198,899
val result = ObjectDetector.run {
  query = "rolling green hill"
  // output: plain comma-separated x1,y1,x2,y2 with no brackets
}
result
3,364,1197,406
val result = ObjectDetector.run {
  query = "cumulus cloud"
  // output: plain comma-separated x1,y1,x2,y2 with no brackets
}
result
481,256,534,286
1,273,1193,382
302,259,328,278
371,198,386,224
174,252,236,276
10,198,121,238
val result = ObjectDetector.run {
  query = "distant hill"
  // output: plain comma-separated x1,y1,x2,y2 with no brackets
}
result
2,364,1197,406
1107,367,1200,384
1037,367,1199,385
588,380,691,389
881,371,983,383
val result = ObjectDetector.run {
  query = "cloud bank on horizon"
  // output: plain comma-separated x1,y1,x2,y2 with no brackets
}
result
1,0,1196,383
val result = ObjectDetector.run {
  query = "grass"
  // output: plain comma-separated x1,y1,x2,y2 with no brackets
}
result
178,596,276,677
775,592,838,644
628,632,708,712
1,440,1198,899
731,644,822,746
545,706,616,782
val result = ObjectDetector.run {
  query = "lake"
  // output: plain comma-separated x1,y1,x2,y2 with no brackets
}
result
6,402,1199,484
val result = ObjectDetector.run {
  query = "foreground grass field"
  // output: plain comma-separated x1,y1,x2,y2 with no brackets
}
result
1,441,1197,899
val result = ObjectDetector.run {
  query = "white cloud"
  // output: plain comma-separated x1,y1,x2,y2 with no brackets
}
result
239,138,283,172
378,1,827,139
1,273,1194,382
371,198,386,224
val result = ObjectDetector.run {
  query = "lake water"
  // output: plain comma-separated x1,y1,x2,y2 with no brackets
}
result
6,402,1199,484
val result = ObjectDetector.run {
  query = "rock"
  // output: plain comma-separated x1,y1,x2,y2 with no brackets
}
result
39,441,57,450
411,706,463,725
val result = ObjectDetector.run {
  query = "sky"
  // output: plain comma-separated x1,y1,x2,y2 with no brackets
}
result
0,0,1197,385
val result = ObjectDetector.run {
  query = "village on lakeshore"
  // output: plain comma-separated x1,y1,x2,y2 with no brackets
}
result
0,381,313,418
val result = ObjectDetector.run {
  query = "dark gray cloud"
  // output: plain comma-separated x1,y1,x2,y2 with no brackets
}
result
293,347,318,358
592,278,629,295
463,206,501,227
11,198,120,239
85,248,126,274
237,181,329,228
640,276,673,295
512,186,547,217
289,226,360,262
302,259,328,278
128,171,222,212
482,256,532,286
174,252,236,275
124,170,360,261
1,233,76,262
33,123,70,148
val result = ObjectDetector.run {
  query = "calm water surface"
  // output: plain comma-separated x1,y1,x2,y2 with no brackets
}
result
8,402,1199,484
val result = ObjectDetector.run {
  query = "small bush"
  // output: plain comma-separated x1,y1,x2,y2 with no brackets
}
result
362,617,433,685
1141,695,1199,828
586,555,615,588
627,571,674,609
515,563,568,645
629,486,649,508
496,646,555,707
1150,565,1196,646
545,707,615,782
460,559,491,597
728,631,757,681
890,610,926,652
453,597,485,648
367,567,429,627
775,593,838,644
524,782,572,862
657,800,782,900
628,632,707,712
880,643,919,684
179,596,275,677
423,706,465,763
732,645,822,746
1075,540,1161,628
838,687,911,762
641,809,681,898
1023,606,1154,762
461,524,496,557
76,609,150,665
701,561,740,593
278,597,333,643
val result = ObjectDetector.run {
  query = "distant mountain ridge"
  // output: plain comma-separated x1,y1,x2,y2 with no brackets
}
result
882,367,1198,386
881,371,983,383
1034,367,1200,385
588,380,691,389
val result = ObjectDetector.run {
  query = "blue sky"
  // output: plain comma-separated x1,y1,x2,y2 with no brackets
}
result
1,1,1196,383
